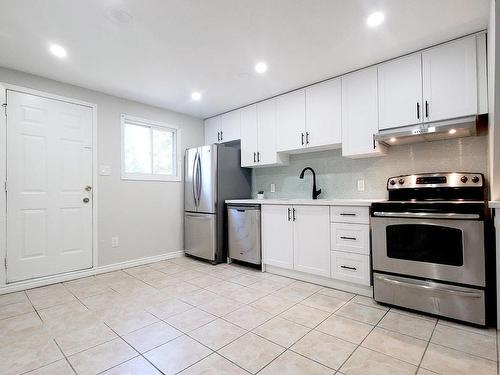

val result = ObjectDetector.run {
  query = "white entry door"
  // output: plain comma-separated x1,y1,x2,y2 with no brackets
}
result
6,90,93,282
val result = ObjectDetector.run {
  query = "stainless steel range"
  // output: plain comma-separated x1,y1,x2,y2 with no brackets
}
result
371,172,491,325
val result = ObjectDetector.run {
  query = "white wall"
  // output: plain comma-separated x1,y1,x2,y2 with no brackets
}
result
0,66,204,267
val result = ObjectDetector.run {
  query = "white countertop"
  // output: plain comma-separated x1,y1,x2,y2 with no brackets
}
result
489,201,500,209
225,198,383,206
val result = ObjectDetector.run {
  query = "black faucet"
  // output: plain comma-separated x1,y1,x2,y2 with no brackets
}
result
299,167,322,199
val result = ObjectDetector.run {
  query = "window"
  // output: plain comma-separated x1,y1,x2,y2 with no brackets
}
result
121,115,181,181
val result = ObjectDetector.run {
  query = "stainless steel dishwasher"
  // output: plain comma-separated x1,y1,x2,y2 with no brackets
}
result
227,204,261,265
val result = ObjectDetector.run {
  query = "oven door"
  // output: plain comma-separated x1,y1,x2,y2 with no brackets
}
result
371,214,485,287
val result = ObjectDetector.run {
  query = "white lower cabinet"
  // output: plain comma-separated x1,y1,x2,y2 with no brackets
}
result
262,205,294,269
331,222,369,255
262,204,330,277
331,251,370,286
330,205,371,286
293,205,331,277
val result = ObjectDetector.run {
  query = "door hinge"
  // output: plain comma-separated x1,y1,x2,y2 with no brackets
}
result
2,103,6,117
4,258,6,270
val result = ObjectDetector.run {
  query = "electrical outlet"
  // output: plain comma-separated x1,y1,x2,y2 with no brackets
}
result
357,179,365,192
111,236,119,248
270,183,276,193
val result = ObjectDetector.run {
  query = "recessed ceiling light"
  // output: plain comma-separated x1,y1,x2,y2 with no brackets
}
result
255,62,268,74
191,92,202,101
49,44,67,58
449,128,457,134
366,12,385,27
389,137,397,143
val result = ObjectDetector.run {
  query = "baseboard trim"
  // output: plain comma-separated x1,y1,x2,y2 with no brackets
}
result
265,265,373,297
0,251,185,295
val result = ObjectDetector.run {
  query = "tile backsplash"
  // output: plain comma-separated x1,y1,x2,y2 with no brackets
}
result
252,136,488,200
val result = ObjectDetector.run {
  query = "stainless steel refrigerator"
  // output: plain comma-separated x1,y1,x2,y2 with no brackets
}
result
184,144,252,263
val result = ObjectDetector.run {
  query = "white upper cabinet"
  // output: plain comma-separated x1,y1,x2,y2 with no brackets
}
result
342,66,386,158
305,78,342,148
204,110,241,144
256,98,289,167
276,89,306,152
219,110,241,142
293,205,331,277
240,105,258,167
240,99,289,167
204,116,220,145
378,53,423,130
422,36,478,122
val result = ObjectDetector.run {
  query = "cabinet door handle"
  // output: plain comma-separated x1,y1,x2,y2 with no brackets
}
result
253,152,256,163
425,100,429,119
217,132,220,142
301,133,304,145
220,131,223,141
292,208,296,221
340,265,357,271
306,132,310,144
372,134,376,149
416,102,420,120
340,236,357,241
257,152,260,162
287,208,291,221
340,213,356,216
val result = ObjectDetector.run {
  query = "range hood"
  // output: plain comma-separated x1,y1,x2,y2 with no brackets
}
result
375,115,487,146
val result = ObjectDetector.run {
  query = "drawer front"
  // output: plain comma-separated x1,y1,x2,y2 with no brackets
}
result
374,273,485,325
330,206,369,224
331,251,370,286
331,223,369,255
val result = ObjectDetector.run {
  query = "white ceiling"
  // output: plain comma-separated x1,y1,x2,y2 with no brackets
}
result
0,0,490,119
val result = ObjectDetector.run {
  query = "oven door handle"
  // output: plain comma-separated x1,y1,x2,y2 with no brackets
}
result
374,275,483,298
372,211,480,220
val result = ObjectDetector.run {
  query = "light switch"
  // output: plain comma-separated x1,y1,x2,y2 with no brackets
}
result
270,183,276,193
357,179,365,192
99,165,111,176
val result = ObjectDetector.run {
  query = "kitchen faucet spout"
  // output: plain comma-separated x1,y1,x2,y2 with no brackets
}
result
299,167,322,199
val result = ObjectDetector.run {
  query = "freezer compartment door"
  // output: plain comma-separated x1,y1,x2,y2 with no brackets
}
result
184,147,199,212
184,212,216,261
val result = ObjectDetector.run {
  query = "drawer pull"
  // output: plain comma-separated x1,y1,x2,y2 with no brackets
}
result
340,265,357,271
340,236,357,241
340,213,357,216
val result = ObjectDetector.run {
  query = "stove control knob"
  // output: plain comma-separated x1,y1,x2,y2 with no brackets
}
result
398,178,405,185
389,179,396,186
460,176,468,183
472,176,480,183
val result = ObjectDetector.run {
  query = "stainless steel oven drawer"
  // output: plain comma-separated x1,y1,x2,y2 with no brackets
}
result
373,273,485,325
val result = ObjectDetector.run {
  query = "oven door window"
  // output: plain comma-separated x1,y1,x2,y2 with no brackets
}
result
386,224,463,266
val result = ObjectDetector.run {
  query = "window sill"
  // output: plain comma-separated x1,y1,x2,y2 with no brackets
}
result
121,174,182,182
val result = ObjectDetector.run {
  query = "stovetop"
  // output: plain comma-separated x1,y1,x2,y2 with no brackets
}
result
384,172,486,203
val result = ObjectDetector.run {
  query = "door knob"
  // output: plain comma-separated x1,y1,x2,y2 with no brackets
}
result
85,186,92,191
83,197,90,203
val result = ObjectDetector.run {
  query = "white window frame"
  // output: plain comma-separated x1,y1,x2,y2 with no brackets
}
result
121,114,181,182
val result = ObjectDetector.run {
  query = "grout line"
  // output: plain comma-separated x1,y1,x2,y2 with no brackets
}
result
7,259,499,375
416,318,438,374
52,339,78,375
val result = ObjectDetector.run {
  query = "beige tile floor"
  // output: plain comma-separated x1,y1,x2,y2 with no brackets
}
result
0,256,498,375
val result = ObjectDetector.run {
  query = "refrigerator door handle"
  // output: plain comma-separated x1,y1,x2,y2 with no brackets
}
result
196,152,202,206
192,152,199,207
